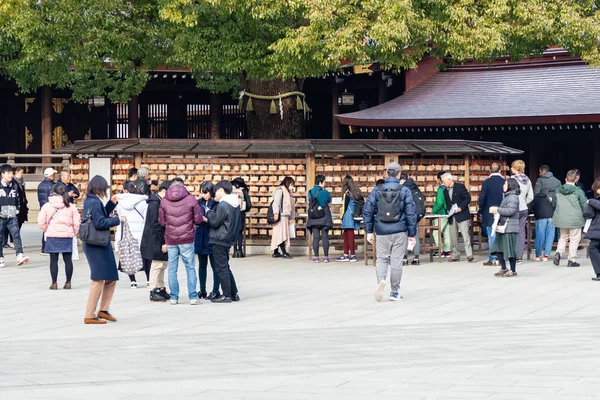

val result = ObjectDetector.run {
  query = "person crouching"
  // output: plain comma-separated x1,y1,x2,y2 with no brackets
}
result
206,180,241,303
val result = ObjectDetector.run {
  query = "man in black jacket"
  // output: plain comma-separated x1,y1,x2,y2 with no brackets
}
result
57,170,80,204
37,167,56,255
206,180,241,303
478,163,505,266
442,173,474,262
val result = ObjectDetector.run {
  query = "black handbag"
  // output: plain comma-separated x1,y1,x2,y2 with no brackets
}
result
267,189,284,225
79,202,111,246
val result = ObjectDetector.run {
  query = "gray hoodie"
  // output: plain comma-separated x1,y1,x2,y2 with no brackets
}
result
512,173,534,211
534,172,561,199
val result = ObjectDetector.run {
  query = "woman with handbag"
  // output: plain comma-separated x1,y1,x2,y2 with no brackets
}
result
38,184,81,290
270,176,296,259
116,180,149,288
82,176,124,325
489,178,521,277
585,179,600,281
306,175,333,263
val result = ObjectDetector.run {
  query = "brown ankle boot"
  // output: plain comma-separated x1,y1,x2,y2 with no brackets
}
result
49,283,58,290
63,282,71,290
97,310,117,322
84,317,107,325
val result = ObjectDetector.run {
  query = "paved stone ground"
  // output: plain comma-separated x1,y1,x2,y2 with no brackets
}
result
1,224,600,399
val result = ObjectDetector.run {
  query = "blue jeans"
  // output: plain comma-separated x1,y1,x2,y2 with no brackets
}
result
167,243,198,301
535,218,555,257
485,226,497,262
0,217,23,257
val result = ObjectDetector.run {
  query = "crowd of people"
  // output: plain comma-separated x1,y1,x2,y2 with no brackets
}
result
0,158,598,318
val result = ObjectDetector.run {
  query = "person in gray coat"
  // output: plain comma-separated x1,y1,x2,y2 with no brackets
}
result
489,178,521,278
534,165,561,200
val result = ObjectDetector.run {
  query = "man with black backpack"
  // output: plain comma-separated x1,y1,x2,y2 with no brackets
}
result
363,163,417,302
400,173,425,266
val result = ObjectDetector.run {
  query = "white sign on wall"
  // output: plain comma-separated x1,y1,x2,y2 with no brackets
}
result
88,158,112,196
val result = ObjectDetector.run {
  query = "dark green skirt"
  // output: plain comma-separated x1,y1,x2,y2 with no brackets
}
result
491,233,518,259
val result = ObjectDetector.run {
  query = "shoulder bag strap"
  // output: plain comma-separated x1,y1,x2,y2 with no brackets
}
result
133,205,145,221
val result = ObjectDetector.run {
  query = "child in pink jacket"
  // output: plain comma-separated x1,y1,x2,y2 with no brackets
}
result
38,183,81,290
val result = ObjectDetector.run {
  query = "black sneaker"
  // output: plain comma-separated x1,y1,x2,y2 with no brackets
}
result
232,251,240,259
150,288,168,302
211,295,232,303
272,252,282,258
207,291,220,300
159,287,170,300
553,253,561,266
282,253,293,259
567,261,581,267
198,291,208,299
411,258,420,266
232,294,241,302
433,251,439,257
402,257,408,266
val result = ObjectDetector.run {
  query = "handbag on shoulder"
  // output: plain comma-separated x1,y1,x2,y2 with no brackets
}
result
495,217,509,234
79,204,110,247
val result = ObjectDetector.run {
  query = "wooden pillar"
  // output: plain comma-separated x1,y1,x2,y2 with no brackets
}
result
464,155,471,189
332,84,340,140
378,79,386,105
134,153,142,169
210,93,221,140
306,153,316,194
41,86,53,164
594,133,600,181
128,95,139,139
528,133,539,180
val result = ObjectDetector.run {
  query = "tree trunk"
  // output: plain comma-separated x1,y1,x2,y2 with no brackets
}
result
240,76,304,140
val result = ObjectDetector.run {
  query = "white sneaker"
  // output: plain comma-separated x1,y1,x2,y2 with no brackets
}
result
0,257,5,268
16,253,29,266
190,299,199,305
375,280,386,302
170,299,178,305
389,292,403,301
130,282,138,289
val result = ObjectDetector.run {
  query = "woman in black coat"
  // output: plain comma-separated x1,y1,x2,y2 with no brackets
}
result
586,179,600,281
83,176,123,325
140,181,171,301
232,177,252,258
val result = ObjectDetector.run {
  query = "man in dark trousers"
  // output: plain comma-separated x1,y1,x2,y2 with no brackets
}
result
442,173,474,262
37,167,56,255
206,180,241,303
478,163,505,266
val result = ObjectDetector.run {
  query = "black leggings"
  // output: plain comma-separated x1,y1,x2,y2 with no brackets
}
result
312,228,330,257
129,258,151,282
496,252,516,273
50,253,73,284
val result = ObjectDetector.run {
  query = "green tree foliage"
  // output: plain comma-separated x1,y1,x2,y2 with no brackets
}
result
1,0,599,100
0,0,171,102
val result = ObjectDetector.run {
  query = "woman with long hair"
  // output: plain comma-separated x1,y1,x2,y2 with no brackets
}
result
490,178,521,277
195,181,221,300
116,180,149,288
337,175,363,262
270,176,296,259
37,183,80,289
510,160,534,263
83,176,124,324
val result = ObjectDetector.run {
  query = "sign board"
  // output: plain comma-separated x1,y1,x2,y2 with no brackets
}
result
88,158,112,196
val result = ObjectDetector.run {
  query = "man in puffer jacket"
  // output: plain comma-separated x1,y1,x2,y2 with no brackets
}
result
206,180,241,304
552,170,587,267
159,178,203,305
534,165,561,201
363,162,417,302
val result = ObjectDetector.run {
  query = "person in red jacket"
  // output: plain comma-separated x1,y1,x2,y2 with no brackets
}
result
158,178,203,305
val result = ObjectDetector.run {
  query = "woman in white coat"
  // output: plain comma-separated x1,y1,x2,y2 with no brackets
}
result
116,181,148,288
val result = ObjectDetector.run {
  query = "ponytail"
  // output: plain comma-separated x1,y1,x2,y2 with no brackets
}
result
52,183,71,207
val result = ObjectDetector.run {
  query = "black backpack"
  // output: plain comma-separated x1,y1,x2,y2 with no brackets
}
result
308,188,326,220
377,184,403,223
410,187,426,222
352,197,365,219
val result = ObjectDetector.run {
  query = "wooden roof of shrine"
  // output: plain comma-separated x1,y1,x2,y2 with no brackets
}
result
336,62,600,127
54,139,523,156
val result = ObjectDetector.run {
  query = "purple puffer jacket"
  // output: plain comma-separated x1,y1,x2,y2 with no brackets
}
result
159,186,203,245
